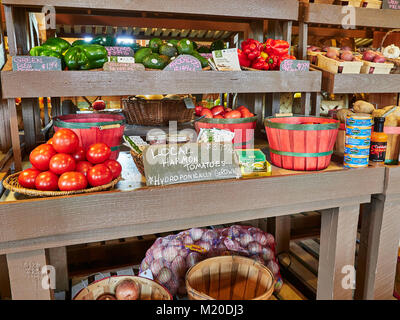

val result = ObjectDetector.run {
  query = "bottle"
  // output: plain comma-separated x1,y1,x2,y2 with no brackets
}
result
369,117,388,162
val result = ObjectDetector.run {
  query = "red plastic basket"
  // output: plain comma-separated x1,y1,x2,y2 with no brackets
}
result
194,116,257,148
265,116,339,171
54,114,125,160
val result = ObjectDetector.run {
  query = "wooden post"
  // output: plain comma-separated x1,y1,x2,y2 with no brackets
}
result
6,249,54,300
8,98,22,171
317,205,360,300
311,92,321,116
355,194,400,300
47,247,69,293
0,255,11,299
0,100,11,153
21,98,37,151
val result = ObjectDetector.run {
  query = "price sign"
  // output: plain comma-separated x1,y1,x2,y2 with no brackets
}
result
143,142,241,186
163,54,202,71
382,0,400,9
105,46,134,57
12,56,62,71
280,59,310,72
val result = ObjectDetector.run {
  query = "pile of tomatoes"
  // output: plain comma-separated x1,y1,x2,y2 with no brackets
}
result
195,105,255,120
18,128,122,192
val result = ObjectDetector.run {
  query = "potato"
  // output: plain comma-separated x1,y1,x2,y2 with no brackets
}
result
354,113,373,118
385,114,398,127
336,108,354,123
353,100,375,114
372,109,386,118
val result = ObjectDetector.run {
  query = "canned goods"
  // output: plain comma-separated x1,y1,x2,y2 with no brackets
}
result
345,126,372,137
344,145,370,156
345,135,371,146
344,162,369,169
344,154,369,166
346,115,373,127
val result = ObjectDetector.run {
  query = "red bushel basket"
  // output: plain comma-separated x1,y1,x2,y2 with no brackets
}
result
265,116,339,171
194,116,257,148
54,114,125,160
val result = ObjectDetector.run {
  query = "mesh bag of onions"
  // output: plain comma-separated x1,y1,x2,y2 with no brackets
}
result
139,225,283,296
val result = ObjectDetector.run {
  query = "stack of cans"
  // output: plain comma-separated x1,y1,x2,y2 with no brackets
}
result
344,115,373,168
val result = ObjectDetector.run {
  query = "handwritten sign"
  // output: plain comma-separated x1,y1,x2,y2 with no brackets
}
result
280,59,310,72
163,54,202,71
382,0,400,9
12,56,61,71
105,46,134,57
143,142,241,186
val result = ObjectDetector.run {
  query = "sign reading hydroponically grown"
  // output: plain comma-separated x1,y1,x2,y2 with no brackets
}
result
143,142,241,186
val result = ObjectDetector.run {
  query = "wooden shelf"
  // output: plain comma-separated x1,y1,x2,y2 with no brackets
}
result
302,3,400,29
321,71,400,93
0,70,322,98
2,0,299,21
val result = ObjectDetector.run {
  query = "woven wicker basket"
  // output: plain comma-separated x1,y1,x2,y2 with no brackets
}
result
122,96,194,126
186,256,275,300
379,29,400,74
73,275,172,300
3,172,121,197
130,150,145,176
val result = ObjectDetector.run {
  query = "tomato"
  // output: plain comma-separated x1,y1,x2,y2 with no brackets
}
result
76,161,93,177
35,171,59,191
71,147,86,162
213,115,224,119
87,164,113,187
86,143,111,164
58,172,88,191
47,138,53,145
236,105,247,111
224,110,242,119
104,160,122,179
92,100,106,111
29,144,57,171
211,106,225,116
200,108,213,119
239,108,253,118
195,105,203,116
52,128,79,154
49,153,76,175
225,108,233,113
18,168,41,189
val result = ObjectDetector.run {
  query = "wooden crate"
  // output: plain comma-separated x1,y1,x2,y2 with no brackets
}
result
360,61,394,74
318,54,363,74
338,0,362,6
361,0,382,8
307,51,325,65
300,0,335,3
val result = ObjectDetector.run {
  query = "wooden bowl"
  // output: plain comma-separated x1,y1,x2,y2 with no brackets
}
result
186,256,275,300
73,275,172,300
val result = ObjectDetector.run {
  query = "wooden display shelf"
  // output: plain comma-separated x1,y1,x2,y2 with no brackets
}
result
302,3,400,29
0,70,322,99
321,70,400,93
2,0,299,21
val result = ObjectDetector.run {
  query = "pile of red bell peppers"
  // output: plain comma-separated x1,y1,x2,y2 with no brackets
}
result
238,38,295,71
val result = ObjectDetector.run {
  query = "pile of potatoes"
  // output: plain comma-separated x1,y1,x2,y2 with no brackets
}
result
336,100,400,127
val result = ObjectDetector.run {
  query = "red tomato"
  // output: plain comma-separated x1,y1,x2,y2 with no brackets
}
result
76,161,93,177
52,128,79,154
18,168,41,189
47,138,53,145
213,115,224,119
49,153,76,175
71,147,86,162
92,100,106,111
200,108,213,119
86,143,112,164
35,171,59,191
236,105,247,111
87,164,113,187
211,106,225,116
104,160,122,179
225,108,233,113
240,108,253,118
58,172,88,191
29,144,57,171
195,105,203,116
224,110,242,119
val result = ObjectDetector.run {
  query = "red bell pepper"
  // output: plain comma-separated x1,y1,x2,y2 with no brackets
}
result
264,39,290,57
251,56,269,70
241,39,262,61
267,55,280,70
237,49,251,67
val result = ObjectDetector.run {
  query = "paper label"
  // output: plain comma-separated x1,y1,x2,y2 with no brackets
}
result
212,48,241,71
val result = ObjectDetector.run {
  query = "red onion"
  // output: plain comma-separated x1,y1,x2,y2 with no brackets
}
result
115,279,139,300
97,294,117,300
341,46,352,51
92,100,106,111
340,51,354,61
362,50,376,62
373,55,386,63
326,47,339,59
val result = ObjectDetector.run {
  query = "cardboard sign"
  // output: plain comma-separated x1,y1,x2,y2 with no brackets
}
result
12,56,62,71
164,55,202,71
382,0,400,9
143,142,241,186
280,59,310,72
105,46,134,57
212,49,241,71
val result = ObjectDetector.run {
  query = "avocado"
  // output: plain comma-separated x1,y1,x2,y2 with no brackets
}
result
191,51,209,68
159,54,171,65
167,39,179,48
142,53,166,69
210,40,225,52
193,41,198,51
148,38,163,53
197,46,211,54
159,43,178,57
134,47,153,63
177,39,194,55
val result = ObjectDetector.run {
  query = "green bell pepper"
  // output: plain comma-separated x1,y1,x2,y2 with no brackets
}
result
41,37,71,54
63,44,108,70
72,39,87,47
90,35,115,46
29,46,62,59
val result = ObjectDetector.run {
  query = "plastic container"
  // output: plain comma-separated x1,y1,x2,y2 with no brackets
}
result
54,114,125,160
264,116,339,171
